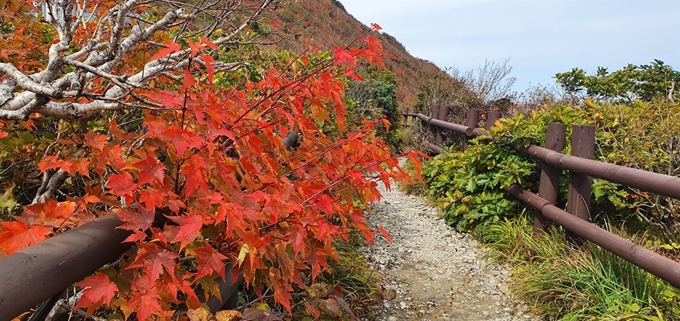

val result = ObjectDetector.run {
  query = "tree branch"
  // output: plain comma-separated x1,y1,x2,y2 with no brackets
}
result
0,0,278,121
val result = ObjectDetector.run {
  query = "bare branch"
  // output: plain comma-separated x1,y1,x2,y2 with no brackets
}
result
0,63,64,98
0,96,50,120
33,169,69,204
0,0,280,121
451,58,517,103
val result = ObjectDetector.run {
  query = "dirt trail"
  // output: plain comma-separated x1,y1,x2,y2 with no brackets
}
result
363,180,536,321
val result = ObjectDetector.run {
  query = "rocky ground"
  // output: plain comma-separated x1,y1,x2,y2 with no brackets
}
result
362,179,537,321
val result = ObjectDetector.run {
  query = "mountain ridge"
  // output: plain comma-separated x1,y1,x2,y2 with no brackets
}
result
261,0,459,107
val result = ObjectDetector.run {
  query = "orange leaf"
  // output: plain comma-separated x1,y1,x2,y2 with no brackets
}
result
289,225,306,256
180,157,210,197
378,225,392,244
83,132,108,151
37,155,66,172
331,46,354,67
151,42,181,61
123,230,148,243
200,37,218,50
0,222,51,254
82,194,101,203
139,188,166,211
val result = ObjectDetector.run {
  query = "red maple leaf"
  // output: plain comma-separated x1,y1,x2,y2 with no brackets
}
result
191,243,228,280
150,42,182,61
162,274,200,307
123,230,148,243
138,187,167,211
288,225,307,257
74,272,119,310
179,156,209,197
83,132,108,151
128,292,163,321
107,172,137,197
166,215,203,249
200,37,218,50
315,194,334,215
70,158,91,177
128,243,179,284
0,222,51,254
331,46,354,67
116,208,156,231
126,153,167,186
161,125,204,156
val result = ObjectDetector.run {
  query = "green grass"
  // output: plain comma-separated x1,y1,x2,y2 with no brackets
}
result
472,212,566,263
471,212,680,320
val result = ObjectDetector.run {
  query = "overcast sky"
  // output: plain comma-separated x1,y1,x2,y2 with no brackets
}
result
338,0,680,92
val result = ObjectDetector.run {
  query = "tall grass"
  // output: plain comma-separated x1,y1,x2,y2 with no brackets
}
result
316,231,384,319
472,213,566,263
472,212,680,320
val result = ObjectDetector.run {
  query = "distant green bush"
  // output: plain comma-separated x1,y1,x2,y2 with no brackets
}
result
346,68,403,153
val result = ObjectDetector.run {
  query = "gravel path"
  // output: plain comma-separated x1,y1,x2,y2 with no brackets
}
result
363,179,537,321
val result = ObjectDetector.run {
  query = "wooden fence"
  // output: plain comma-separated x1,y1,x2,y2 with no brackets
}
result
405,106,680,288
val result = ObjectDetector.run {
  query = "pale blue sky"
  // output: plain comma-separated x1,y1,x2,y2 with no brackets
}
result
338,0,680,93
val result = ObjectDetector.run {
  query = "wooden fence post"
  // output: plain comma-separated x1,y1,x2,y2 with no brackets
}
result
429,105,440,145
535,123,566,234
464,108,480,150
435,105,449,146
566,125,596,247
486,111,502,131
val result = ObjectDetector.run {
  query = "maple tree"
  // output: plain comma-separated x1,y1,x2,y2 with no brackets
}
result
0,0,422,319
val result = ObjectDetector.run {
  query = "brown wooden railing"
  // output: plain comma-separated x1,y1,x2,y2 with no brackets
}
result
406,107,680,288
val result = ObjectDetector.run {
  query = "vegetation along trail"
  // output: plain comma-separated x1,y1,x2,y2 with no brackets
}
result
364,176,536,321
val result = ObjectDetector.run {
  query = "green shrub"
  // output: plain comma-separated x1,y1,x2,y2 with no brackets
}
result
346,68,403,153
421,100,680,240
422,135,536,231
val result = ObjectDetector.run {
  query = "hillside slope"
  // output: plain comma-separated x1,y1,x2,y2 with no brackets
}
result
261,0,458,107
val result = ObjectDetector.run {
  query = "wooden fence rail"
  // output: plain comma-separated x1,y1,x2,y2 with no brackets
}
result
406,107,680,288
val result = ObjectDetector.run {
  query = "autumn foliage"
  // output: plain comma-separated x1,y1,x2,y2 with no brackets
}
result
0,0,420,319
